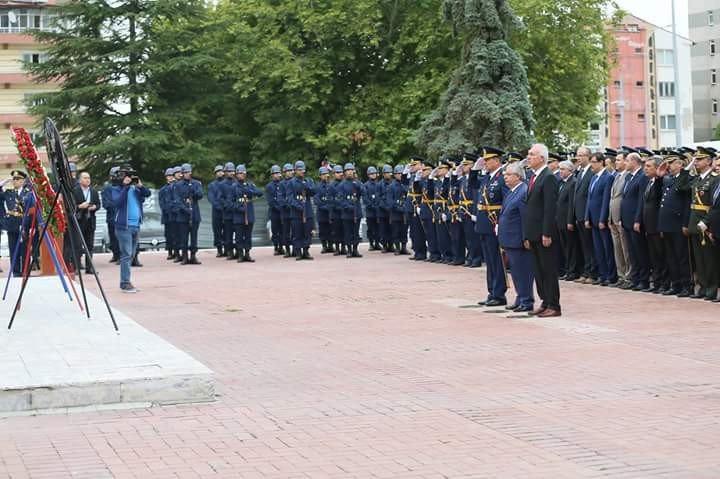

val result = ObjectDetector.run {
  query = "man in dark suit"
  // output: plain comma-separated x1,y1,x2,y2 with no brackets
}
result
584,152,616,286
640,156,669,293
499,163,534,313
523,144,561,318
73,171,101,274
706,174,720,302
620,152,650,290
572,147,596,283
557,160,580,281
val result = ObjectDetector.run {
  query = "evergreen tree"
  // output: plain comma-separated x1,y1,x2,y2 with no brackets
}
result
25,0,210,184
416,0,534,157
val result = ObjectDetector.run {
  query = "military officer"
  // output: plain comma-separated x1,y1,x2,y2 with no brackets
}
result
432,160,453,263
265,165,284,255
406,157,427,261
207,165,225,257
446,158,466,266
172,163,203,265
456,153,482,268
469,147,508,306
158,167,176,259
219,162,237,260
414,163,440,262
658,151,692,297
288,160,315,260
1,171,35,277
232,164,263,263
363,166,382,251
339,163,364,258
377,165,394,252
315,166,334,253
329,165,347,256
388,164,411,255
167,166,184,263
687,146,720,300
278,163,295,257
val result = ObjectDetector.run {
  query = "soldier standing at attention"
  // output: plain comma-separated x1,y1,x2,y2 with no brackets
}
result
207,165,226,257
288,161,315,260
329,165,346,256
265,165,284,256
363,166,381,251
688,147,720,300
279,163,295,257
173,163,203,265
340,163,364,258
219,162,237,260
232,164,263,263
315,166,334,253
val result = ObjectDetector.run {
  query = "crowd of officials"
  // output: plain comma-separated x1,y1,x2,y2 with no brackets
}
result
3,143,719,306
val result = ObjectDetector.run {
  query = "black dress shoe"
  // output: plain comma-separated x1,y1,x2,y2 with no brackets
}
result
662,288,679,296
677,289,691,298
477,300,488,306
690,293,705,299
592,279,602,286
514,305,533,313
485,298,507,307
505,304,519,311
642,287,657,293
600,281,609,287
634,283,649,291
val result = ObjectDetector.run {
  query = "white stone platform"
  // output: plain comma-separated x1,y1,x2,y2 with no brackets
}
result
0,277,214,414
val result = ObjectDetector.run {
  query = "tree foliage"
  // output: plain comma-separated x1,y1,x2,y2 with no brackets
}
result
416,0,534,157
509,0,622,150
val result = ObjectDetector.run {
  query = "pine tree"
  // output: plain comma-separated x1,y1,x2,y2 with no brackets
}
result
416,0,534,157
24,0,210,183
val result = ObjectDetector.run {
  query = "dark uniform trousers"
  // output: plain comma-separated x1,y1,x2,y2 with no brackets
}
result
292,218,313,249
576,220,596,279
481,233,507,301
663,232,691,290
7,231,24,275
462,217,482,266
691,234,719,295
211,208,223,249
626,227,650,285
409,213,427,258
343,219,360,247
367,216,379,243
235,222,254,250
270,208,282,247
331,211,343,246
449,219,465,264
530,240,561,311
281,214,292,248
505,247,534,308
318,219,331,243
435,219,452,260
422,218,440,260
647,233,669,289
558,227,581,277
179,221,200,253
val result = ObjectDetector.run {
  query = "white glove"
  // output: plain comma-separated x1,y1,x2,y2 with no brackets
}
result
471,214,477,222
457,216,463,223
698,221,708,233
403,165,411,175
414,172,422,181
416,207,421,215
441,213,447,222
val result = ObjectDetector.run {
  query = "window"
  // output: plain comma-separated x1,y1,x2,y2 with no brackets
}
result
638,113,645,121
713,69,717,85
0,9,57,33
659,81,675,97
652,128,657,139
660,115,677,130
710,10,715,26
613,80,621,87
712,40,716,56
636,80,644,87
714,100,718,114
21,52,48,64
656,49,674,65
635,47,643,53
628,24,639,32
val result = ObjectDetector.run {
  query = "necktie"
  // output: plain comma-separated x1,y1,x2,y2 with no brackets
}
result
713,183,720,204
529,174,536,192
589,175,598,195
623,173,633,194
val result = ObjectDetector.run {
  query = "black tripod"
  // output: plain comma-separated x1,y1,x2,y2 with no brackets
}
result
8,119,118,332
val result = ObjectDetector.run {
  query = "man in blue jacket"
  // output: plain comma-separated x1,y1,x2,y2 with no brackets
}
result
232,164,263,263
498,163,534,313
111,166,151,293
288,161,315,260
265,165,284,255
207,165,225,257
620,152,650,290
584,152,616,286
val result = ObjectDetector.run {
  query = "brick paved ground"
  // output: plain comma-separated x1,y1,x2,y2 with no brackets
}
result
1,246,719,478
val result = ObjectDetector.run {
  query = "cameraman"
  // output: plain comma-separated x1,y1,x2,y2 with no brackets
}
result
111,167,150,293
73,171,101,274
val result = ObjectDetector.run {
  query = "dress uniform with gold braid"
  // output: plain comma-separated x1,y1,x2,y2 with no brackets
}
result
413,163,440,262
433,160,453,263
407,157,427,261
687,146,720,300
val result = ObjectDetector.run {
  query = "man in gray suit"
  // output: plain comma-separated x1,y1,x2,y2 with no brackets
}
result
608,149,632,288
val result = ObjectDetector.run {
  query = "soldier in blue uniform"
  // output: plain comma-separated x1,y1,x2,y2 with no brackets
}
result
207,165,226,257
172,163,203,265
158,167,176,260
218,162,237,259
102,166,121,263
167,166,184,263
279,163,295,257
315,166,334,253
658,151,692,297
329,165,347,256
406,158,427,260
431,160,452,263
288,161,315,260
1,171,36,277
265,165,284,255
456,153,483,268
388,164,411,255
363,166,381,251
469,147,509,306
378,165,394,252
413,164,440,261
339,163,364,258
446,157,466,266
232,164,263,263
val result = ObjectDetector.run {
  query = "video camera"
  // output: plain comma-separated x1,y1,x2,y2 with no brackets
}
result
117,165,140,185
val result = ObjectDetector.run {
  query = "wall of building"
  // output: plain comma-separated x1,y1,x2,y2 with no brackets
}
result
689,0,720,141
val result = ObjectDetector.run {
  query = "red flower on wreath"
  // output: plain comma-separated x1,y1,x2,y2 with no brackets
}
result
11,127,67,237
